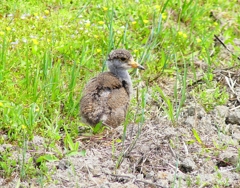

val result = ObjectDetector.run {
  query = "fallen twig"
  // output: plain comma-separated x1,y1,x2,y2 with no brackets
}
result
214,35,240,61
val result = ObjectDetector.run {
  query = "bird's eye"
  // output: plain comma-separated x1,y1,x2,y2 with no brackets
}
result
120,57,126,61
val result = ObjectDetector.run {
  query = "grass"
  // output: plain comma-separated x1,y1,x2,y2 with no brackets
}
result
0,0,239,186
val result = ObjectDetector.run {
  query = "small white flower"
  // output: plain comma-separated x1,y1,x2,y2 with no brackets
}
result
21,15,26,19
11,40,19,45
30,35,37,39
22,38,27,43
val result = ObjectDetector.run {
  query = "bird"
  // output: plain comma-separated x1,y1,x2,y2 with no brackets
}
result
80,49,144,128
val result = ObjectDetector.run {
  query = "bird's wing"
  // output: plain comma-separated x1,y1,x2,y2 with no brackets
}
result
80,72,126,125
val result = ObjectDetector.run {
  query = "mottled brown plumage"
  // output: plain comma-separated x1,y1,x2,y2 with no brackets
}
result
80,49,144,128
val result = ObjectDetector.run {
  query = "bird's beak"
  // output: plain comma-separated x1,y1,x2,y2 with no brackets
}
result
128,58,145,70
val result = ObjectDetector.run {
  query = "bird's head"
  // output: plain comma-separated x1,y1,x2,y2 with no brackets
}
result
107,49,145,71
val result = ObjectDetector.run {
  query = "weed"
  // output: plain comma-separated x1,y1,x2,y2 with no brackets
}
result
0,150,17,177
192,84,229,112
